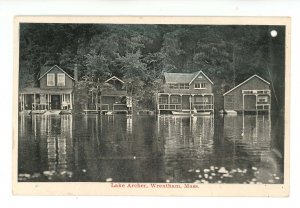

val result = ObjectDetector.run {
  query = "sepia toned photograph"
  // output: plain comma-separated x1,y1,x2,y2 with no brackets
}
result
13,16,290,196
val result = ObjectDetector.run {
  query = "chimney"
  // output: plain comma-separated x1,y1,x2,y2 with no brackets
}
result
74,64,78,81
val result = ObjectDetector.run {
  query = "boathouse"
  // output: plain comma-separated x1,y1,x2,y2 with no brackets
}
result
19,65,76,114
98,76,132,114
157,70,214,114
223,74,271,113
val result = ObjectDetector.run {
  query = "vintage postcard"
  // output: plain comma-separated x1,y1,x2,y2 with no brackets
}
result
13,16,290,196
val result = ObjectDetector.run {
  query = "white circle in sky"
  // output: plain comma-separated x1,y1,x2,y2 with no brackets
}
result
270,30,278,37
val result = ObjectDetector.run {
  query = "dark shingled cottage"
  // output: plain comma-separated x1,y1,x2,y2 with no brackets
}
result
223,74,271,114
157,70,214,114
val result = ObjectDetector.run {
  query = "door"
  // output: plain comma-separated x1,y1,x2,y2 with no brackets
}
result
182,95,190,110
51,95,61,109
244,95,256,110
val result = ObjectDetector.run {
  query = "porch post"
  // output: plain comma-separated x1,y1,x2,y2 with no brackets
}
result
64,94,66,109
255,94,258,115
212,94,214,113
99,95,102,114
49,94,51,110
91,91,94,108
202,94,205,112
156,93,160,115
180,94,182,110
189,95,192,113
96,90,98,111
269,92,271,113
70,93,73,110
33,93,36,110
242,93,245,131
255,94,258,114
22,94,25,111
60,94,62,109
192,95,194,112
168,93,171,110
20,94,23,111
242,93,245,112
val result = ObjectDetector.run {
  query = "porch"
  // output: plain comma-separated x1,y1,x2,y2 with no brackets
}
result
157,93,214,113
98,95,132,114
19,88,73,111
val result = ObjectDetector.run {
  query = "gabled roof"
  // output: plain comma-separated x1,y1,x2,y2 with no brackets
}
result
38,65,74,80
164,70,213,85
104,76,125,84
223,74,270,96
189,71,214,85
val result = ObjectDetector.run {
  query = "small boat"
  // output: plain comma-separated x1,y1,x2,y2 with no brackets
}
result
172,111,191,115
224,110,238,116
60,110,72,115
192,111,211,116
105,111,113,115
31,110,46,115
172,111,211,116
44,110,62,115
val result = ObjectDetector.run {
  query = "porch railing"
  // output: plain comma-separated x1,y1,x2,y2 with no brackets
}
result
99,104,109,111
31,102,72,110
193,103,214,110
113,104,127,111
158,104,182,110
256,104,270,110
99,104,128,112
32,103,50,110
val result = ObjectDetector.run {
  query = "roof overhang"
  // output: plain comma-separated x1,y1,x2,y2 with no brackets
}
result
104,76,125,84
189,71,214,85
38,65,75,81
223,74,270,96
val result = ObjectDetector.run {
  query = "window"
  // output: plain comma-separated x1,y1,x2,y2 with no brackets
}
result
195,97,208,103
169,84,178,89
171,96,179,103
47,74,55,86
258,96,268,103
194,83,207,89
57,73,66,86
159,97,167,104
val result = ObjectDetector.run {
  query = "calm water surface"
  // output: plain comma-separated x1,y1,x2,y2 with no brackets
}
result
18,114,284,184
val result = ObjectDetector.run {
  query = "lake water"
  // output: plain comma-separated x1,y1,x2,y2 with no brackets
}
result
18,113,284,184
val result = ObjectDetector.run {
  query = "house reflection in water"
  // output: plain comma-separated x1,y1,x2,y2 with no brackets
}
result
157,115,214,182
18,115,73,177
19,113,282,183
72,115,165,182
222,114,280,180
224,114,271,157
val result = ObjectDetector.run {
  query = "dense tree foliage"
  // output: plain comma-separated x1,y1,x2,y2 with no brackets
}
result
19,24,285,111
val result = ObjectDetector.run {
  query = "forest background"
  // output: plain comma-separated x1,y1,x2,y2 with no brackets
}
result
19,24,285,112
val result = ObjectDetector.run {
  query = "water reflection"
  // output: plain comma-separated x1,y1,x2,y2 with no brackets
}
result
157,115,214,182
18,113,283,183
19,115,73,181
224,115,272,159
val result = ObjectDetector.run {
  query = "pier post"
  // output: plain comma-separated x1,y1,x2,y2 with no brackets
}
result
168,93,171,110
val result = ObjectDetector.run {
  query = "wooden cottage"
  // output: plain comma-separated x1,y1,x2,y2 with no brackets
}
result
98,76,132,114
19,65,76,113
157,70,214,114
223,74,271,114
